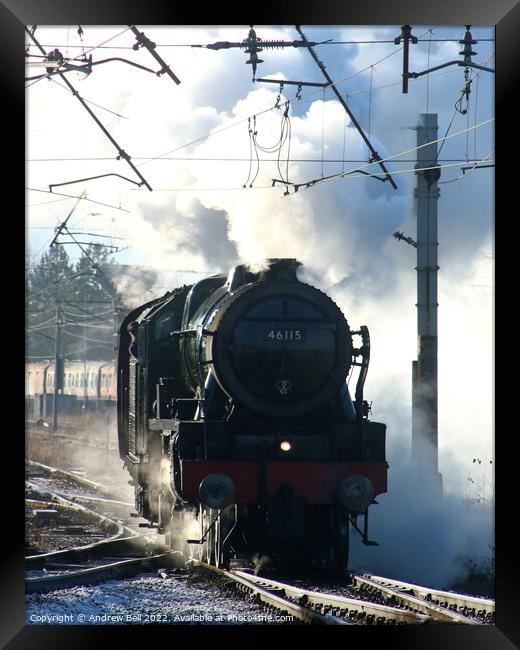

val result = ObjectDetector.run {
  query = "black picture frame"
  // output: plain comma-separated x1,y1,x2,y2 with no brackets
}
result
5,1,512,647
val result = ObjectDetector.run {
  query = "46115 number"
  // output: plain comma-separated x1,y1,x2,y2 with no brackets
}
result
265,329,304,342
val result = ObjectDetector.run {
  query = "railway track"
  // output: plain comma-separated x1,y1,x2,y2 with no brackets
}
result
25,483,147,567
196,563,436,625
26,459,122,498
26,460,165,568
26,552,184,594
351,573,495,624
25,460,186,595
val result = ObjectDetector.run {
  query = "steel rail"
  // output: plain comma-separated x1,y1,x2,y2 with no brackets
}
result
196,563,347,624
27,459,111,495
351,573,483,624
26,552,181,594
61,493,134,507
27,460,134,510
25,462,161,570
362,573,495,617
232,571,431,625
25,480,143,566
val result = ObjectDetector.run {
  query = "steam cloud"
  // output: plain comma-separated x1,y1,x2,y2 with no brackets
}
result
103,264,159,309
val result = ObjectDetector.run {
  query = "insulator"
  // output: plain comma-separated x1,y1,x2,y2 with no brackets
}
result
260,40,288,49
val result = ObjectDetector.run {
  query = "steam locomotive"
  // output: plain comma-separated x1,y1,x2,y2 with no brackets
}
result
117,259,387,573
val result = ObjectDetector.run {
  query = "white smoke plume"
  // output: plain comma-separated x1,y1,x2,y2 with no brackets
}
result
102,263,159,309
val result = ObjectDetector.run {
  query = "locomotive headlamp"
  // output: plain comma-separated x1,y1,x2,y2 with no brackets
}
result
280,441,292,452
199,474,236,509
338,475,375,513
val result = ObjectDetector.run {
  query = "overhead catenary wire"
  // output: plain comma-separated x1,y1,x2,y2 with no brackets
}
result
321,87,325,177
52,224,119,298
63,26,132,64
128,156,493,192
62,329,115,344
341,112,348,174
284,117,494,192
289,25,437,105
131,54,485,176
323,157,494,185
62,303,116,317
27,26,494,222
367,66,374,151
438,149,494,185
124,115,493,193
135,26,436,170
25,26,152,192
295,25,399,189
28,25,492,103
48,76,129,120
466,88,471,160
436,50,495,172
63,321,114,329
26,196,78,208
124,24,481,191
474,74,480,159
26,316,59,330
27,267,96,300
38,55,462,154
27,155,488,164
24,52,472,139
425,28,433,113
62,306,115,317
27,37,494,51
244,99,292,189
24,26,133,88
26,188,131,213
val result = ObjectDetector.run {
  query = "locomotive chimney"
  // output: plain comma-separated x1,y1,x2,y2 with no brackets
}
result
258,258,302,282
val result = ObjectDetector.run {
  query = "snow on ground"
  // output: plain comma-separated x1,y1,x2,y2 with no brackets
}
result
26,573,295,625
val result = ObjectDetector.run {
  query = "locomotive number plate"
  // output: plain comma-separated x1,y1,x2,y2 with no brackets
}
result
265,329,305,342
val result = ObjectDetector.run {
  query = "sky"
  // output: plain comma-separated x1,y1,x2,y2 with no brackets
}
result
26,24,494,514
